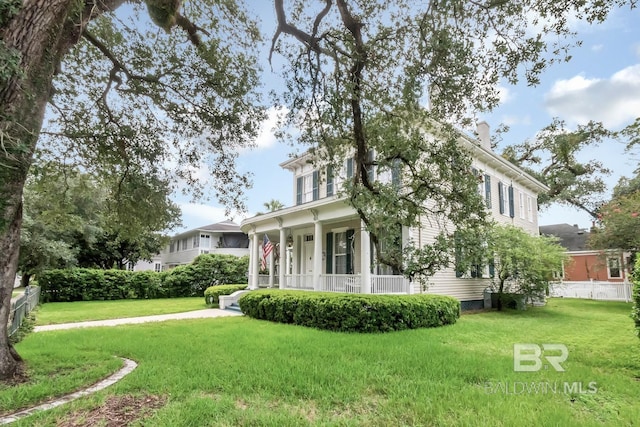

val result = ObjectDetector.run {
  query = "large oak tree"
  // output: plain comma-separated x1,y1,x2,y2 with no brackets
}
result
0,0,263,380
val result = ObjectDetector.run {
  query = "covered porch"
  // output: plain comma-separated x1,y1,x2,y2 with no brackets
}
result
242,198,412,295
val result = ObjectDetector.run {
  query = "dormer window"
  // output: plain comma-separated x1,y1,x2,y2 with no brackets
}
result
296,170,319,205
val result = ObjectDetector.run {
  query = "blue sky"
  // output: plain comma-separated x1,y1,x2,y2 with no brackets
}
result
175,4,640,234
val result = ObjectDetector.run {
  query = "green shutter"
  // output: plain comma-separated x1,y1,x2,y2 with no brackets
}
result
346,229,354,274
498,183,504,214
508,185,515,218
367,149,375,182
484,175,491,208
326,232,333,274
326,165,334,196
391,158,401,188
347,158,353,179
296,176,303,205
312,170,319,201
455,231,463,278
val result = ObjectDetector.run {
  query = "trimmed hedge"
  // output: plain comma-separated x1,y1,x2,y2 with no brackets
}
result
238,290,461,333
204,284,248,305
633,257,640,338
38,254,249,302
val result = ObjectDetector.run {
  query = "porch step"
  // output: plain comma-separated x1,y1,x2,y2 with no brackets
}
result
226,303,243,313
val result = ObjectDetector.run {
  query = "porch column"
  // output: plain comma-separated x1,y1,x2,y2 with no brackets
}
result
250,232,260,290
268,245,275,287
279,227,286,289
360,221,371,294
313,220,323,291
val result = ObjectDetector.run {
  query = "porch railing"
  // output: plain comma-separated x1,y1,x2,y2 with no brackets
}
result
283,274,314,290
371,275,411,294
320,274,362,293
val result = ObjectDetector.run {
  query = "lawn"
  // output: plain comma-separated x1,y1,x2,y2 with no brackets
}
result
35,297,207,325
3,298,639,426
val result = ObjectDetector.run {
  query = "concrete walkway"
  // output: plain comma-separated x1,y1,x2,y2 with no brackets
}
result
34,309,242,332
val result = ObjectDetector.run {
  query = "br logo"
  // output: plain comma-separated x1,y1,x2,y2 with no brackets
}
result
513,344,568,372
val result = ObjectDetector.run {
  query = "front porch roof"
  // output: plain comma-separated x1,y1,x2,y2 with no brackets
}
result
240,196,357,235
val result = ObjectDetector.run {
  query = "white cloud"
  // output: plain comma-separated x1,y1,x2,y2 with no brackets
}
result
497,85,512,104
501,114,531,127
544,64,640,128
251,106,289,151
591,44,604,53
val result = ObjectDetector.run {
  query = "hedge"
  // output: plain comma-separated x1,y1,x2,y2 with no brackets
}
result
204,284,248,305
238,290,461,333
38,254,249,302
633,257,640,338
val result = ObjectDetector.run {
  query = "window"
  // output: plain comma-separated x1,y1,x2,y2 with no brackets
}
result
169,241,175,253
297,171,319,204
608,257,621,278
498,182,514,217
527,196,534,222
519,192,525,219
154,262,162,272
346,157,354,179
454,231,492,279
329,230,354,274
181,238,188,250
127,262,135,271
193,235,200,248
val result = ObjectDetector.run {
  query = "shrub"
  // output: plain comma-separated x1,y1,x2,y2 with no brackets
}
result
239,290,460,333
204,284,248,305
38,254,250,302
633,257,640,338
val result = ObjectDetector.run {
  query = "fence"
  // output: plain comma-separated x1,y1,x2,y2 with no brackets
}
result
549,281,633,302
8,286,41,337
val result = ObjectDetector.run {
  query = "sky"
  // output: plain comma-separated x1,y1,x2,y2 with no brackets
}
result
174,4,640,235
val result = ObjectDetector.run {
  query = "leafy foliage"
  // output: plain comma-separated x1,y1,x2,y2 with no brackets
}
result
590,191,640,254
269,0,631,278
502,119,612,218
38,254,249,302
239,290,460,333
633,257,640,338
457,223,567,310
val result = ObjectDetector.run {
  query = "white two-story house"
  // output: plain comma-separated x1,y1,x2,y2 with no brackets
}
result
240,122,547,310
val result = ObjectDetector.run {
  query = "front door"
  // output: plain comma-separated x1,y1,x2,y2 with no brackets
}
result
304,235,314,275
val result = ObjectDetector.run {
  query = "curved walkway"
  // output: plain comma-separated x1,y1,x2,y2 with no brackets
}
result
34,308,242,332
0,358,137,425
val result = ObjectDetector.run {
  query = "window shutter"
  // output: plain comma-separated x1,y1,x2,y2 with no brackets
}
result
346,229,354,274
296,176,303,205
508,185,515,218
346,158,354,179
326,165,334,196
484,175,491,209
326,232,333,274
312,170,319,201
489,260,495,278
498,183,504,214
391,158,401,188
367,149,375,182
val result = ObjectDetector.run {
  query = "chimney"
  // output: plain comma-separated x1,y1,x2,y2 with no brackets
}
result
476,121,491,150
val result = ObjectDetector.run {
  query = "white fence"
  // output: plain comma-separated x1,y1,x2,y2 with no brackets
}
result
549,281,634,302
9,286,41,337
283,274,314,290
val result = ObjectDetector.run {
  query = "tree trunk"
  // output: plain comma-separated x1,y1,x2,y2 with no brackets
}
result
20,273,31,288
0,0,85,381
497,279,505,311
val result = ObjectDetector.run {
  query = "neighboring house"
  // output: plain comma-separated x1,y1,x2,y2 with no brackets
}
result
131,255,163,273
158,220,249,270
539,223,630,283
240,122,548,310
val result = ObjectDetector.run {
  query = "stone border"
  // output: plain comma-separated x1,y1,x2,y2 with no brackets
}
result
0,357,137,425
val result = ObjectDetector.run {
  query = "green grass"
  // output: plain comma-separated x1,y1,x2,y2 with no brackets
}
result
35,297,207,325
3,298,640,426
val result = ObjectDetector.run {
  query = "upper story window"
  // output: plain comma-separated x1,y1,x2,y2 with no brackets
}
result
519,192,525,219
527,196,534,222
296,171,319,205
169,241,175,253
200,234,211,249
498,182,514,218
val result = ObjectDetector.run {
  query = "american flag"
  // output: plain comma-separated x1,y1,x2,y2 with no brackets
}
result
261,234,274,270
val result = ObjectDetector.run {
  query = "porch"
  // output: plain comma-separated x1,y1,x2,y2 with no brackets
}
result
251,273,412,294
